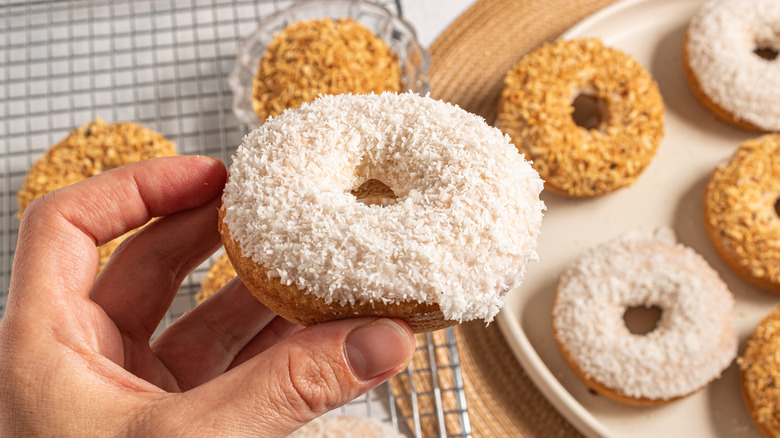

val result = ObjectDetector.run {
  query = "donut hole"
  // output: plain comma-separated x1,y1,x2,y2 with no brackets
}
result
351,179,397,207
775,196,780,217
754,46,779,61
571,93,608,131
623,305,663,335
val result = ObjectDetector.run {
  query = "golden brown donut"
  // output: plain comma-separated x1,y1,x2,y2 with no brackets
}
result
17,118,176,271
703,134,780,294
740,307,780,438
498,38,665,197
252,18,402,122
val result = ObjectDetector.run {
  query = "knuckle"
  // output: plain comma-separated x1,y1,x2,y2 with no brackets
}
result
282,340,347,420
145,242,184,288
20,191,58,224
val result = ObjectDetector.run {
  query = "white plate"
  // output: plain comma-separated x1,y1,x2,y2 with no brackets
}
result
496,0,777,436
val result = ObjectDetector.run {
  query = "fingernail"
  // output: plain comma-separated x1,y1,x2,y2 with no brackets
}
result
345,319,414,380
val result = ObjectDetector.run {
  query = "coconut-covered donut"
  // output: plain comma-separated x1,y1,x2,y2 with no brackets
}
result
704,134,780,293
18,118,176,271
498,38,665,197
740,307,780,438
684,0,780,132
290,416,404,438
219,92,545,333
552,231,737,406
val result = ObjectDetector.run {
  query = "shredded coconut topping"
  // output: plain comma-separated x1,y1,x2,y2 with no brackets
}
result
289,416,404,438
222,92,545,322
686,0,780,130
552,231,737,400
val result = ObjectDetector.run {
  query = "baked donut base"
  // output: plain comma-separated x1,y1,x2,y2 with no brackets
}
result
682,32,766,133
741,367,779,438
702,178,780,295
218,207,457,333
553,334,690,407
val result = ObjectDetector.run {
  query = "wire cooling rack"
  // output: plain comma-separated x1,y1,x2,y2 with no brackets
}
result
0,1,471,437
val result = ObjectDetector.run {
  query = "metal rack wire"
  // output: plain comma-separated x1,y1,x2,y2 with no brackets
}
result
0,1,470,437
395,331,472,437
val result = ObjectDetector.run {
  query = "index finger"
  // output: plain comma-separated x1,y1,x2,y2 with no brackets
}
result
8,155,226,315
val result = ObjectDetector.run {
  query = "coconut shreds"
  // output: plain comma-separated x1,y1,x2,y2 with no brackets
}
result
686,0,780,131
222,92,545,322
704,134,780,286
498,38,665,197
252,18,403,122
740,307,780,435
552,231,737,400
289,416,404,438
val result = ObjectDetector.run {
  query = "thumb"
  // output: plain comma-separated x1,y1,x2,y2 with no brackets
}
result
161,317,415,437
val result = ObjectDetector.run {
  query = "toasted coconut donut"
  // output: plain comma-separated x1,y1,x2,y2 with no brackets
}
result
252,18,403,122
498,38,665,197
18,118,176,271
684,0,780,132
552,231,737,406
219,93,545,333
704,134,780,293
740,307,780,438
290,416,404,438
195,252,237,304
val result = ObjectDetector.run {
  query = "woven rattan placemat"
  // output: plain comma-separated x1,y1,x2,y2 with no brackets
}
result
389,0,619,436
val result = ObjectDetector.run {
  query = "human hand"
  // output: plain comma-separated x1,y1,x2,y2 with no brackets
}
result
0,156,415,437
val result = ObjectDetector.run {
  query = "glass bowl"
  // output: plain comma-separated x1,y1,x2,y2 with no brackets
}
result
227,0,430,129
